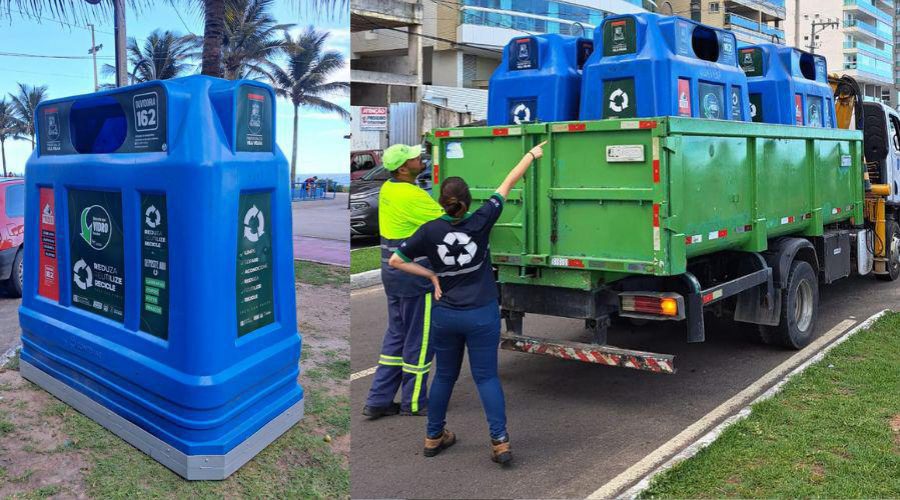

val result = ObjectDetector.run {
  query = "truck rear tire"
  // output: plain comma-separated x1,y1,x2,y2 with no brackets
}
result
758,260,818,349
876,220,900,282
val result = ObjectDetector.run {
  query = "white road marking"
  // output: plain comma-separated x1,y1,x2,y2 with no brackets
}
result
351,366,378,381
587,316,867,499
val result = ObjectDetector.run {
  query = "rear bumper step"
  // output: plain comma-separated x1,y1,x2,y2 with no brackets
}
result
499,333,675,374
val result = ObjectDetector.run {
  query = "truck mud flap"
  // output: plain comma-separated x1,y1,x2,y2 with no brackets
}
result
499,333,675,374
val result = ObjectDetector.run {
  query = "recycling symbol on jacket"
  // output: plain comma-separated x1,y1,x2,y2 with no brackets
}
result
437,232,478,266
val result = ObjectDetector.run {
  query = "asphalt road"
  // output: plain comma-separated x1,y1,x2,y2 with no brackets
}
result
350,273,899,499
293,193,349,241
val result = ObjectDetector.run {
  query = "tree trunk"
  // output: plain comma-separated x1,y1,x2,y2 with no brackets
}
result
291,104,299,190
29,135,34,150
1,139,7,177
201,0,225,78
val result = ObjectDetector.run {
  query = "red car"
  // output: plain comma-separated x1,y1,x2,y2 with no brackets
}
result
351,150,382,180
0,178,24,297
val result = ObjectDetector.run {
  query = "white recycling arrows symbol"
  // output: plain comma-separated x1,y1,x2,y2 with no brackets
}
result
436,232,478,266
73,259,93,290
243,205,265,243
512,103,531,124
609,88,629,113
145,205,161,228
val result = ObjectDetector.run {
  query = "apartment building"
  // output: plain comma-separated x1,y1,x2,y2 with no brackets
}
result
669,0,786,44
785,0,893,103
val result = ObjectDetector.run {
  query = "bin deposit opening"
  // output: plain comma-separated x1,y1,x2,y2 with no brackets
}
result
70,96,127,154
799,53,816,80
691,25,719,62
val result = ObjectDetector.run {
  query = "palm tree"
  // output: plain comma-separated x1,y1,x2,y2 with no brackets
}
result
103,30,196,84
2,1,347,79
0,99,24,176
8,83,48,150
218,0,294,80
271,27,349,186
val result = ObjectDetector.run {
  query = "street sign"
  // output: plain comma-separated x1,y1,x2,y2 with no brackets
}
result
360,106,387,130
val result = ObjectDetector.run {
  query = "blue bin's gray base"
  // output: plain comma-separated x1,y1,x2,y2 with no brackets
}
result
20,359,304,480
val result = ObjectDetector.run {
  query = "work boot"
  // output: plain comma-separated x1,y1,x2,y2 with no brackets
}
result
362,402,400,419
491,435,512,465
423,429,456,457
400,406,427,416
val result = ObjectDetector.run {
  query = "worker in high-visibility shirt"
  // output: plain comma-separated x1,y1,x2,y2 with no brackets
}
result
363,143,444,418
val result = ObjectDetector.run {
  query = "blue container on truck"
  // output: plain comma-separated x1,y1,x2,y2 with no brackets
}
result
580,13,750,121
739,43,836,127
488,33,594,125
19,76,303,480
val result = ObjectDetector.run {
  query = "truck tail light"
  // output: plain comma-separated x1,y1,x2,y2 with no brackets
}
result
619,292,684,320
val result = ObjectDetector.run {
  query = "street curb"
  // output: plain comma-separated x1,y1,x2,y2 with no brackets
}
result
350,269,381,290
601,309,889,500
294,257,350,269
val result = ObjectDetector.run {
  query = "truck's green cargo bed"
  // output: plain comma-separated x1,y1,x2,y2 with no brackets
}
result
431,117,864,290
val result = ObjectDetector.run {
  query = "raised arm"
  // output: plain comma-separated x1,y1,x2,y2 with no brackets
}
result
495,141,547,199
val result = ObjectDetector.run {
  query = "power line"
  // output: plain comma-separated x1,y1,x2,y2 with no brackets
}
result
0,66,90,81
0,50,114,60
2,7,115,36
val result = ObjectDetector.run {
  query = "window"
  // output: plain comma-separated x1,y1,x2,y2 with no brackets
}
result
5,184,24,218
708,2,719,12
889,114,900,153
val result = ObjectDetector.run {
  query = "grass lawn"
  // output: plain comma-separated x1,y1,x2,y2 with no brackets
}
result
640,312,900,498
1,262,350,498
295,260,349,286
350,246,380,274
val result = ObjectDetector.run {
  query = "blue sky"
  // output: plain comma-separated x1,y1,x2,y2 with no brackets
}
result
0,1,350,176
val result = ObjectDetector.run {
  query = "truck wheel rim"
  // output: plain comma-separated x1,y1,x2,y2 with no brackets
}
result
892,234,900,272
794,280,813,332
16,257,22,288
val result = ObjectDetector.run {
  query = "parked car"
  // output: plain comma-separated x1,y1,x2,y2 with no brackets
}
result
351,150,382,181
350,157,432,237
0,178,25,296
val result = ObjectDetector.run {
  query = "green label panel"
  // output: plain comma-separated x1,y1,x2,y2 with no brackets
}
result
236,192,275,336
141,194,169,339
698,82,724,120
236,86,273,152
603,18,636,56
68,190,125,322
603,78,636,119
749,93,763,122
39,85,167,155
739,48,764,77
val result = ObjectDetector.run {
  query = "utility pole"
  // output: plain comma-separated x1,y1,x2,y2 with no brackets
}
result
804,14,839,54
87,24,102,92
83,0,125,87
113,0,127,87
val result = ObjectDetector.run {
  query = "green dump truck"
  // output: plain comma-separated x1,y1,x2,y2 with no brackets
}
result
430,109,900,374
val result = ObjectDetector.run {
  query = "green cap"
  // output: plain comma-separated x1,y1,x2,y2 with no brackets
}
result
383,144,422,171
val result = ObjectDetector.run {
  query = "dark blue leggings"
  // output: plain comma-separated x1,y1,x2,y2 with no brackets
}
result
426,302,507,440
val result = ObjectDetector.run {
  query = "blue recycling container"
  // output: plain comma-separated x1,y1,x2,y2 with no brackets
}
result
487,33,594,125
19,76,303,480
580,13,750,121
739,43,836,127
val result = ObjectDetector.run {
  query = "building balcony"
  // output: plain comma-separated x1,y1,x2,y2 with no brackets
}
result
724,13,785,41
844,18,893,44
844,40,893,61
844,61,894,84
725,0,786,20
842,0,893,24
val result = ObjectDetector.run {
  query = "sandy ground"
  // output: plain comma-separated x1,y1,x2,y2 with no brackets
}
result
0,275,349,497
